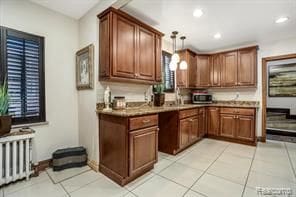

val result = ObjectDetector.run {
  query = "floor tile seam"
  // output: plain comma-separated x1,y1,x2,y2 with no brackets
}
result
3,176,49,195
285,143,296,179
241,142,257,197
59,182,71,196
185,143,231,194
125,173,156,192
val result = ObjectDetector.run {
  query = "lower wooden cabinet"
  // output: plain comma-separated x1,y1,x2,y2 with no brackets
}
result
129,127,158,176
207,107,220,136
179,115,199,149
220,114,236,138
218,107,256,144
198,108,206,138
99,114,158,186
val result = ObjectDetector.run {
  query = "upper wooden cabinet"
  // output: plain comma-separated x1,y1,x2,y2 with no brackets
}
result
211,54,221,87
221,51,238,87
197,55,211,87
237,47,257,86
98,7,163,84
176,46,257,89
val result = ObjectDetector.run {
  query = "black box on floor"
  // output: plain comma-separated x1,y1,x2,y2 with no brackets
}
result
52,146,87,171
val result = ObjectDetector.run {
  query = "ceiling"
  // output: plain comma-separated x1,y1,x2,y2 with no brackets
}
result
30,0,101,19
121,0,296,52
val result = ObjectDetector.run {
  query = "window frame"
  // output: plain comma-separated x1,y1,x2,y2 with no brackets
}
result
162,50,175,93
0,26,46,125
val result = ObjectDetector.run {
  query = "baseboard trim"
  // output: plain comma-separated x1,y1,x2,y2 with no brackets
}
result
257,136,266,142
87,159,99,172
32,159,52,176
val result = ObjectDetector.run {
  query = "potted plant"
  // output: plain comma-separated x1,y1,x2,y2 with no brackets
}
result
153,84,165,106
0,80,11,136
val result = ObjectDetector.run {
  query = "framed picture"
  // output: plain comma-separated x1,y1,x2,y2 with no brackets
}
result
268,62,296,97
76,44,94,90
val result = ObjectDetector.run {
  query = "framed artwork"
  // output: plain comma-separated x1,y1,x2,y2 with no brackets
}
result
76,44,94,90
269,62,296,97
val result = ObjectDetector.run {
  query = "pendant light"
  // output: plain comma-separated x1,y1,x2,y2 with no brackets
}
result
169,31,180,71
179,36,188,70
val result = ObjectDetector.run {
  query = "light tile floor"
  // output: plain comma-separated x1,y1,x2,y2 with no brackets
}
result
2,138,296,197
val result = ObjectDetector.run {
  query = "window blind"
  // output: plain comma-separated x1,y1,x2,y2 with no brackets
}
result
162,51,175,92
0,27,45,125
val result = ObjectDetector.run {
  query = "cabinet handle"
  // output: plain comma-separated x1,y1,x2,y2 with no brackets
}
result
142,119,151,123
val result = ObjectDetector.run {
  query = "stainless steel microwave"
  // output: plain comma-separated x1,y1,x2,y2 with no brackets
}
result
192,92,213,104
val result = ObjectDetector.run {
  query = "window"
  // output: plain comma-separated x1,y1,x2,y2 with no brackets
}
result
0,26,45,125
162,51,175,92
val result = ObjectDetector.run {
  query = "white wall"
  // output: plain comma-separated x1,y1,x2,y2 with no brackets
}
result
0,0,79,161
266,58,296,115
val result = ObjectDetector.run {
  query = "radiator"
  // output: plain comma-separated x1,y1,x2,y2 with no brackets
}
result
0,132,35,186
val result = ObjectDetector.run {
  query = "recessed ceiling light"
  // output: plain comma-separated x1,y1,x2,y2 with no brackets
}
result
193,9,203,18
275,17,289,23
214,33,221,39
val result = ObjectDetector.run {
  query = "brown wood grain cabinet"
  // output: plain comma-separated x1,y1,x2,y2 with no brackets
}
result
197,55,211,87
219,107,256,144
207,107,220,136
99,114,158,186
158,108,201,155
221,51,238,87
198,107,207,137
238,47,257,86
98,7,163,84
211,54,221,87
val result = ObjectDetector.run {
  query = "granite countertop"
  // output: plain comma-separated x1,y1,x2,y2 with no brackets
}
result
97,101,259,117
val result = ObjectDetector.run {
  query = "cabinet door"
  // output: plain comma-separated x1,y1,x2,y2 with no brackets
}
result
221,51,238,87
129,127,158,176
190,116,199,142
199,109,206,138
188,53,198,87
176,51,188,88
236,115,255,141
197,55,211,87
211,54,221,87
137,27,155,81
220,114,236,138
112,14,137,78
155,34,162,82
238,48,257,86
179,118,191,148
207,107,220,136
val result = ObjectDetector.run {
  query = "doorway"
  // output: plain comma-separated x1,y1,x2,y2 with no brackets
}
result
262,53,296,142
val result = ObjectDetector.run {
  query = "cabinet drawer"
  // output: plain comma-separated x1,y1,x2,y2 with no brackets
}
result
129,114,158,130
179,109,198,119
220,107,255,116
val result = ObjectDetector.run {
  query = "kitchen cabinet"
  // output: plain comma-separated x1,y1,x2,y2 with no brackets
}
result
219,107,256,144
207,107,220,136
198,107,206,138
98,7,163,84
99,113,158,186
211,54,221,87
221,51,238,87
177,49,196,88
158,108,201,155
237,47,257,86
197,55,211,87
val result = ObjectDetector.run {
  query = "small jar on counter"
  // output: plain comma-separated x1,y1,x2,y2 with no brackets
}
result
112,96,126,110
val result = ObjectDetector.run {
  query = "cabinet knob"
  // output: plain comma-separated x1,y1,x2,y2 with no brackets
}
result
142,119,151,123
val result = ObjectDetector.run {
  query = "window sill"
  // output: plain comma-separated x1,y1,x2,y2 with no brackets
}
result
12,121,49,129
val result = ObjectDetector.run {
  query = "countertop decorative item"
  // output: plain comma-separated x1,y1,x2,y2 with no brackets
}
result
112,96,126,110
103,86,111,111
0,79,11,136
76,44,94,90
153,84,165,106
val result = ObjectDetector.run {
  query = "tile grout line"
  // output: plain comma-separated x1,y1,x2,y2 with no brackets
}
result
240,142,257,197
181,142,231,197
284,142,296,179
59,182,71,197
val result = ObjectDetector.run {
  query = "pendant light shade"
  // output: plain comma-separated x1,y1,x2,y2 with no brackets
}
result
179,36,188,70
179,60,188,70
169,60,177,71
171,53,180,63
